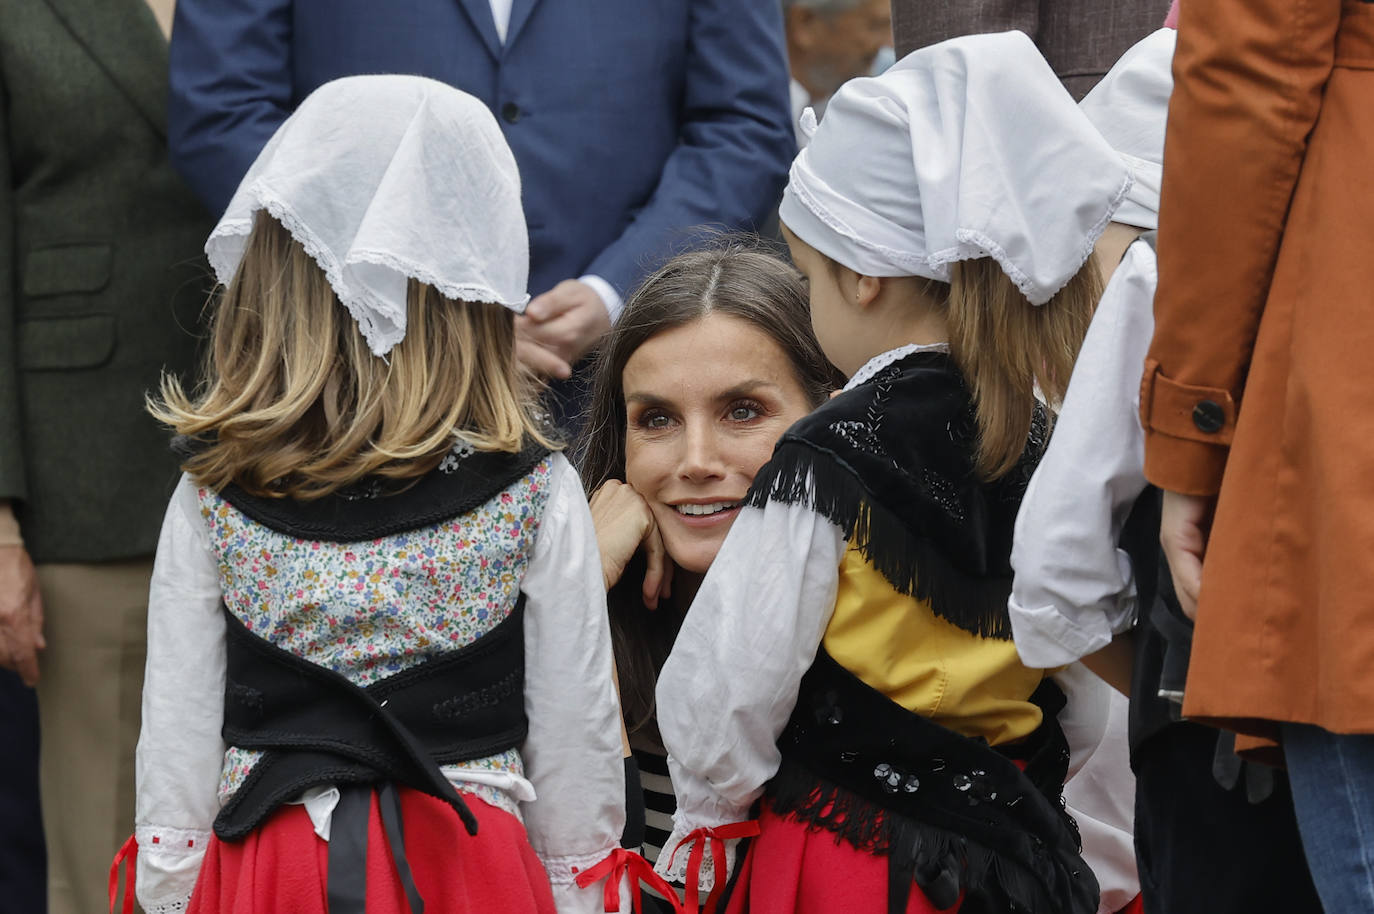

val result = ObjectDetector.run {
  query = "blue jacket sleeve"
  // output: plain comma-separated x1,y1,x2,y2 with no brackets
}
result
585,0,795,295
167,0,295,216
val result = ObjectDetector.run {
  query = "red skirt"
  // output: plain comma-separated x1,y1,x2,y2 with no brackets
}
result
723,804,960,914
187,789,557,914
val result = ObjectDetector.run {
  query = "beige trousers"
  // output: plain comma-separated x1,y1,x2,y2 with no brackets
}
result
36,559,151,914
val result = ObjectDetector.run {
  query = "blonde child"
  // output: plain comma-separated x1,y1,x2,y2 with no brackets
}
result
118,76,631,914
652,33,1131,914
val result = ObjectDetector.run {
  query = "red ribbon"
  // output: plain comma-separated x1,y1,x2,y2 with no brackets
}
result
107,834,138,914
666,821,761,914
574,847,686,914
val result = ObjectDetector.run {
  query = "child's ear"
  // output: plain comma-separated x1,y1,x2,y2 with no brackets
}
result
855,274,883,309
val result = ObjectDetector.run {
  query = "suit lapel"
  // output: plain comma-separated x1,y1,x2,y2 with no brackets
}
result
454,0,502,60
41,0,169,136
503,0,542,51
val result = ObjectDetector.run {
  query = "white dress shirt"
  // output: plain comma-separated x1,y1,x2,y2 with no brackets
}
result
134,455,629,914
1008,240,1158,668
489,0,514,41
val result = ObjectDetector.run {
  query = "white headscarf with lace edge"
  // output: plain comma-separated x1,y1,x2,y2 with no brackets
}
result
206,74,529,356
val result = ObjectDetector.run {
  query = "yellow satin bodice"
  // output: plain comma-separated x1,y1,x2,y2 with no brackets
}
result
821,546,1045,746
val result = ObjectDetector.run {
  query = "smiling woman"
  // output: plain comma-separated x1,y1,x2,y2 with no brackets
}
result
621,316,815,574
575,242,843,868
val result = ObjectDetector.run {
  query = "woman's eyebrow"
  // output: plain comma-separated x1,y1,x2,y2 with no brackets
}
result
624,391,672,409
716,380,781,399
624,380,780,409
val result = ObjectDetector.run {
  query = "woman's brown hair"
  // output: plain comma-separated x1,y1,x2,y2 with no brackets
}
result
576,240,844,740
151,213,555,498
946,257,1102,479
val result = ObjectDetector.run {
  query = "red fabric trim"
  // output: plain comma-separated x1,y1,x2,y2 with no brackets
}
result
575,847,686,914
108,834,137,914
668,822,761,914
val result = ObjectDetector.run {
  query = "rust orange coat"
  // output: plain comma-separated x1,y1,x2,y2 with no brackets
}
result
1141,0,1374,750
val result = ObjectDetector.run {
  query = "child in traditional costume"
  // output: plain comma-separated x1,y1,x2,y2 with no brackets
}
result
116,76,638,914
652,31,1132,914
1008,30,1322,914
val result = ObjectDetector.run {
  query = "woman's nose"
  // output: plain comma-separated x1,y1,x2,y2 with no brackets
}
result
678,419,726,480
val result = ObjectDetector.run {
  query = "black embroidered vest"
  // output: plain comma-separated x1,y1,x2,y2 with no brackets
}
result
764,650,1097,914
746,351,1047,639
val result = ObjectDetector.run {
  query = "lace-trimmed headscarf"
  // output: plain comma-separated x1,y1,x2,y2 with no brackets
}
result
779,30,1132,305
1079,29,1176,230
206,75,530,356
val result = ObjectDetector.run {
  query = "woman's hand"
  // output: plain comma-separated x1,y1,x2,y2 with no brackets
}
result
1160,491,1216,621
589,481,673,609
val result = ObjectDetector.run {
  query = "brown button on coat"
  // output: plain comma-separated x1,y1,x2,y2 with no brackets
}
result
1141,0,1374,749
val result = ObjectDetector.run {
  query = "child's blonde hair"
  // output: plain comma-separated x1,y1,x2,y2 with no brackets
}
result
817,250,1100,481
946,257,1101,480
152,214,555,499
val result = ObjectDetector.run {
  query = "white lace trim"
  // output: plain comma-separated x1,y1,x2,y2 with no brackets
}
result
538,844,620,887
207,186,529,358
143,898,190,914
785,159,931,275
652,822,740,893
135,824,213,858
787,152,1134,307
928,170,1134,305
843,342,949,391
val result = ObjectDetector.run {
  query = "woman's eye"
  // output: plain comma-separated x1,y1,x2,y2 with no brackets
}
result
728,403,762,422
637,411,673,430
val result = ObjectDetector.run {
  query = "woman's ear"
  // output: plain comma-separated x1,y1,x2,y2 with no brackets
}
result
855,274,883,309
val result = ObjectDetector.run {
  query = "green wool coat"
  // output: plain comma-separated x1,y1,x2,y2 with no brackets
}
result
0,0,213,562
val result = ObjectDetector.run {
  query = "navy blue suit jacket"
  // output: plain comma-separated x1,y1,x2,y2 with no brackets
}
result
168,0,795,299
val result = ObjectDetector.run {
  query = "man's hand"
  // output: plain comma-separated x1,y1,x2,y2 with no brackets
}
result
1160,491,1216,621
515,279,613,380
0,545,45,686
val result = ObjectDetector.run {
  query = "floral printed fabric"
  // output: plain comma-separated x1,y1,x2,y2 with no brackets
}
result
202,457,554,816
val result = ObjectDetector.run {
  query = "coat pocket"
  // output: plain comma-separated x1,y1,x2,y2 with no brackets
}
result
18,314,116,371
21,243,113,297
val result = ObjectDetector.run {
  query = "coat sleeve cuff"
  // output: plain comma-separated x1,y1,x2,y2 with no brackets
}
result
1139,359,1237,445
1142,429,1229,496
1139,360,1233,495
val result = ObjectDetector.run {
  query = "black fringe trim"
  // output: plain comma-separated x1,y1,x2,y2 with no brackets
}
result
747,441,1014,639
767,762,1069,914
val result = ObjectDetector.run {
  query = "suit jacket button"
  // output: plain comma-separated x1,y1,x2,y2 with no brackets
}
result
501,102,521,124
1193,399,1226,434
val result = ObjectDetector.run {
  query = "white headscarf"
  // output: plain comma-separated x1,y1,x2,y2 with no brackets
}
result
206,75,529,356
1078,29,1176,230
779,31,1132,305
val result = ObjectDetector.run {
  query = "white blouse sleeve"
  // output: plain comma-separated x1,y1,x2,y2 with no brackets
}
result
519,453,630,914
1009,243,1158,668
653,495,845,884
135,475,228,914
1056,668,1139,914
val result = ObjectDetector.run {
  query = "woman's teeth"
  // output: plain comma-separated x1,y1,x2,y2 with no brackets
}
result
674,501,741,517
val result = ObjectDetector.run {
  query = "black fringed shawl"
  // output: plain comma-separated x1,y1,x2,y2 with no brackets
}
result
745,351,1048,639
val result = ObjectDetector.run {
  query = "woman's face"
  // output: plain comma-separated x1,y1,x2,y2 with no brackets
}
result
622,313,815,575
